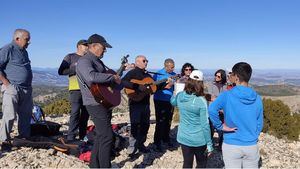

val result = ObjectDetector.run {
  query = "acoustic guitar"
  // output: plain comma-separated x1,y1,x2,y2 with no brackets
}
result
90,55,129,109
125,74,180,102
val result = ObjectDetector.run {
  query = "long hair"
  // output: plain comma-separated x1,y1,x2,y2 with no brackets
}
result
180,63,195,76
214,69,227,85
184,78,204,97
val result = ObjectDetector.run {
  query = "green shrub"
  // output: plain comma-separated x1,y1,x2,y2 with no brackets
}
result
263,98,300,141
42,98,71,116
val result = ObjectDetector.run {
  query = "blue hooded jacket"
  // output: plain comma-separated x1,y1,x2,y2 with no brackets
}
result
208,85,263,146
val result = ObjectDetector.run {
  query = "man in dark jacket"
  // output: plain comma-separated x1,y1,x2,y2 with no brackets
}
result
58,39,89,141
76,34,121,168
122,55,152,155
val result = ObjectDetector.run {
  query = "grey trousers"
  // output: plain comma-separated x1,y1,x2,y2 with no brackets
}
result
0,84,33,141
222,143,260,168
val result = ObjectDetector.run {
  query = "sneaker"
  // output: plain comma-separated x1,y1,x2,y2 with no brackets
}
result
127,136,137,155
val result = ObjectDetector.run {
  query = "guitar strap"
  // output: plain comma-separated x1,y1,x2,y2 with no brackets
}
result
98,59,110,72
76,74,90,90
76,58,110,90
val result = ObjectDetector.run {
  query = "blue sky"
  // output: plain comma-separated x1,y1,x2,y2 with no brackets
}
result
1,0,299,70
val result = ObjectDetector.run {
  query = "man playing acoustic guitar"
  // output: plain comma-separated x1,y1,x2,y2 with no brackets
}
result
122,55,152,156
153,58,176,152
76,34,121,168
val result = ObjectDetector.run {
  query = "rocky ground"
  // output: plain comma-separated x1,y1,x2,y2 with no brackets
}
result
0,112,299,168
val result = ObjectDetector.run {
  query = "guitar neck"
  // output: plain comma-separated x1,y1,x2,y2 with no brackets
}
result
153,74,180,85
115,55,129,76
154,79,168,85
116,64,126,76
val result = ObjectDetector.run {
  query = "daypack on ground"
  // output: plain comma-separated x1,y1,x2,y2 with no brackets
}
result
30,105,61,136
79,123,129,162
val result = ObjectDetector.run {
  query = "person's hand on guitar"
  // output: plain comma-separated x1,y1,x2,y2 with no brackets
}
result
113,75,121,84
164,77,174,89
138,84,148,92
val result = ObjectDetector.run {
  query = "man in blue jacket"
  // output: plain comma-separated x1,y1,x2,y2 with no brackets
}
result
153,58,176,151
209,62,263,168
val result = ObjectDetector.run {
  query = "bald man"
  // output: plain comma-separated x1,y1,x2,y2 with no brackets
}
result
122,55,152,155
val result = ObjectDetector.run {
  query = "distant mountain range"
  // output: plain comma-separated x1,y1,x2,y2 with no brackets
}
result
32,67,68,86
32,67,300,86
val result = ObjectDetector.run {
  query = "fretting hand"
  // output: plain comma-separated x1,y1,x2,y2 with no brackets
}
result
113,75,121,84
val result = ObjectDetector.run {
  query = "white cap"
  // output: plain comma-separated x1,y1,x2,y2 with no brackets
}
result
226,68,232,75
189,70,203,81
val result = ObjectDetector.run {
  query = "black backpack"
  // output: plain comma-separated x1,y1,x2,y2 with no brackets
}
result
30,105,61,136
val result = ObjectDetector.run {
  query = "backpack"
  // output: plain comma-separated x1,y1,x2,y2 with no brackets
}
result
31,105,45,124
30,105,61,136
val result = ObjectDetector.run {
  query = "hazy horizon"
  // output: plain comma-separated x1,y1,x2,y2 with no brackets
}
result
1,0,300,69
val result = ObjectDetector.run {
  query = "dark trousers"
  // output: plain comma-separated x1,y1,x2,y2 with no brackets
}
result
129,103,150,149
67,90,89,140
181,144,208,168
86,105,113,168
209,112,224,150
154,100,174,146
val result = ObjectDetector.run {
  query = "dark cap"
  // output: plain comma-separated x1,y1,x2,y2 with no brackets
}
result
77,39,88,46
87,34,112,48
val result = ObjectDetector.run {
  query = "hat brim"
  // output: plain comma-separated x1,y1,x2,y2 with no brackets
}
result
102,42,112,48
80,42,88,46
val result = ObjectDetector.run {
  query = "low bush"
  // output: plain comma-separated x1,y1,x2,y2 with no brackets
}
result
263,98,300,141
42,98,71,116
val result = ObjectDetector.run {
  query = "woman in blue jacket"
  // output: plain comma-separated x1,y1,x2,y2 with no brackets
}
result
170,70,213,168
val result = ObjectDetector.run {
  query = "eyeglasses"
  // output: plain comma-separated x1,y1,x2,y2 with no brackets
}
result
142,59,148,63
215,75,221,78
184,68,192,71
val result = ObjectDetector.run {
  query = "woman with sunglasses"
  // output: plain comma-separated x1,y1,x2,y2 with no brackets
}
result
177,63,195,83
208,69,227,151
209,69,227,100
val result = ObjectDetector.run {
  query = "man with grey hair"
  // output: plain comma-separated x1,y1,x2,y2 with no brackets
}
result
153,58,176,151
76,34,121,168
0,29,33,151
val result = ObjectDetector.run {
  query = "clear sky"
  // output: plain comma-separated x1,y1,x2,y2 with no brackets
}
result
1,0,299,70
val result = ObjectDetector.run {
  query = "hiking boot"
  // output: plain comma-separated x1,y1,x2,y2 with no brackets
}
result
166,142,174,148
0,141,12,152
138,145,150,153
153,144,163,152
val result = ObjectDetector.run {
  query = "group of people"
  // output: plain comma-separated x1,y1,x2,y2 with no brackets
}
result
0,29,264,168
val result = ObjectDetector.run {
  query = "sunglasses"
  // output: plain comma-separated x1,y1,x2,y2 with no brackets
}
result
184,68,192,71
142,59,148,63
215,75,221,78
